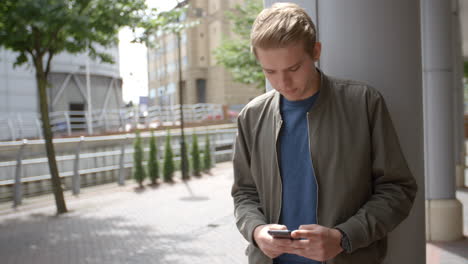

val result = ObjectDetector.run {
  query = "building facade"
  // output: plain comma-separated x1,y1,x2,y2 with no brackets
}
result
0,45,123,139
147,0,262,108
0,46,122,114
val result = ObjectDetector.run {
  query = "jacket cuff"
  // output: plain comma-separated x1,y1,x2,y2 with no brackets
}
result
334,217,369,253
245,219,267,247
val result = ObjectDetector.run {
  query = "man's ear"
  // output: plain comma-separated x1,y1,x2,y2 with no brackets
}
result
312,42,321,62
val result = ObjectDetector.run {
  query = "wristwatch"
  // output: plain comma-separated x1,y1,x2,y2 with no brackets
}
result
336,228,351,253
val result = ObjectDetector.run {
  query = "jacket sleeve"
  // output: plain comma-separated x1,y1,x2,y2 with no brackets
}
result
335,90,418,252
231,115,268,245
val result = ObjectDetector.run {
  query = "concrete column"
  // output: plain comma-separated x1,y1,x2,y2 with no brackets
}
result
13,140,27,207
452,0,466,188
422,0,463,241
264,0,426,262
118,135,128,186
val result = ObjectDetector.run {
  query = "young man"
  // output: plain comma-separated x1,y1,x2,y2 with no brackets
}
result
231,3,417,264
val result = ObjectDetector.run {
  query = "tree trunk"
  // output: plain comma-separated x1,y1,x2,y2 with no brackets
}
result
35,55,68,214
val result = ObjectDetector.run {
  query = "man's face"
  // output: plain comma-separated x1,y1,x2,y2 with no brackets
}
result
256,41,321,101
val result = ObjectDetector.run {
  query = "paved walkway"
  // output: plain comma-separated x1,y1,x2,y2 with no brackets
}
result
0,162,466,264
0,162,248,264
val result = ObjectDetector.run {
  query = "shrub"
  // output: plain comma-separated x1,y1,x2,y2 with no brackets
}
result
181,136,190,181
203,135,213,172
148,131,159,185
163,131,175,182
191,133,201,176
133,130,146,188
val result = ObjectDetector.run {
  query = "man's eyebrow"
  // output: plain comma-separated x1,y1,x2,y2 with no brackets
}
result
262,59,304,72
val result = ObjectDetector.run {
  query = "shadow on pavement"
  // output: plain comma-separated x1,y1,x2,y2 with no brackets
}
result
0,212,204,264
179,180,210,201
429,237,468,261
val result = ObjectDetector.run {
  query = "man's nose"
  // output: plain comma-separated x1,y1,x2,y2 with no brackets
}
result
279,72,292,88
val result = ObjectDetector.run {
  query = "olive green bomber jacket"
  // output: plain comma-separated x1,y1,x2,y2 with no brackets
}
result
231,72,418,264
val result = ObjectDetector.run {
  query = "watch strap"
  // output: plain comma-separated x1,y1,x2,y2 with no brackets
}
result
336,228,351,253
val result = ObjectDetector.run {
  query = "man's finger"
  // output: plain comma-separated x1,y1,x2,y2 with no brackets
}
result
298,224,319,230
271,238,294,247
264,242,291,255
291,229,318,239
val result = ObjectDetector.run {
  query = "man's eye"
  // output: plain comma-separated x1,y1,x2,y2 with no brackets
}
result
265,70,274,74
289,66,300,72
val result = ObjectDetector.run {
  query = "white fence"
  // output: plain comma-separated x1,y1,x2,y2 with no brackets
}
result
0,103,225,141
0,126,237,206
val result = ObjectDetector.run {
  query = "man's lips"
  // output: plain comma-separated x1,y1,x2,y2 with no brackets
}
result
282,88,296,94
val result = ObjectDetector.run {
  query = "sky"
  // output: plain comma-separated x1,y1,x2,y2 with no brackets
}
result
118,0,178,104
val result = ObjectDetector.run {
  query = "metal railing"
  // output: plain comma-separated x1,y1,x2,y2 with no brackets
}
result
0,125,237,206
0,103,225,141
0,113,43,142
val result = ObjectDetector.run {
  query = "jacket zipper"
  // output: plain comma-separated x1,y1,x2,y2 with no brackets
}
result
306,112,319,225
307,112,323,264
275,119,283,224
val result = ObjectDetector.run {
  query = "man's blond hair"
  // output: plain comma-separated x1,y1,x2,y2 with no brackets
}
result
251,2,317,58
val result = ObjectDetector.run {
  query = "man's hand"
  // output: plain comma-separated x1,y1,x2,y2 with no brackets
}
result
253,224,294,259
288,224,344,261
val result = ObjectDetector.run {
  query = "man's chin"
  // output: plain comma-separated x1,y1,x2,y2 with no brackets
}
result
283,95,304,101
280,90,300,101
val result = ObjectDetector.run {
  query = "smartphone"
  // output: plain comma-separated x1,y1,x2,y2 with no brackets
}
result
268,230,295,239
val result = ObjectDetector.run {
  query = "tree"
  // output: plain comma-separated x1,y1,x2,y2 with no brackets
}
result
163,131,175,182
0,0,149,214
213,0,264,89
0,0,188,214
203,135,213,172
133,130,146,188
136,3,199,181
147,131,159,185
191,133,201,177
134,4,193,46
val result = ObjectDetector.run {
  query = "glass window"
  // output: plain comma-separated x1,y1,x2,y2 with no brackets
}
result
183,56,188,68
196,79,206,103
149,89,156,98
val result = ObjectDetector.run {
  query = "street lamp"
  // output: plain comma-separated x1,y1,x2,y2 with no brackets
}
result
176,1,189,180
86,46,93,135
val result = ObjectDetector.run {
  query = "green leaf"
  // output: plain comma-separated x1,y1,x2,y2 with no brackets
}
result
134,4,199,48
0,0,149,69
13,52,29,67
213,0,264,89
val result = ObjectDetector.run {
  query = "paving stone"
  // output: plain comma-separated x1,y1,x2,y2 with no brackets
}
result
0,162,467,264
0,162,247,264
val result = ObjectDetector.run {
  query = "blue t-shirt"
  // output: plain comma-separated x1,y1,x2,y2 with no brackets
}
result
275,92,321,264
